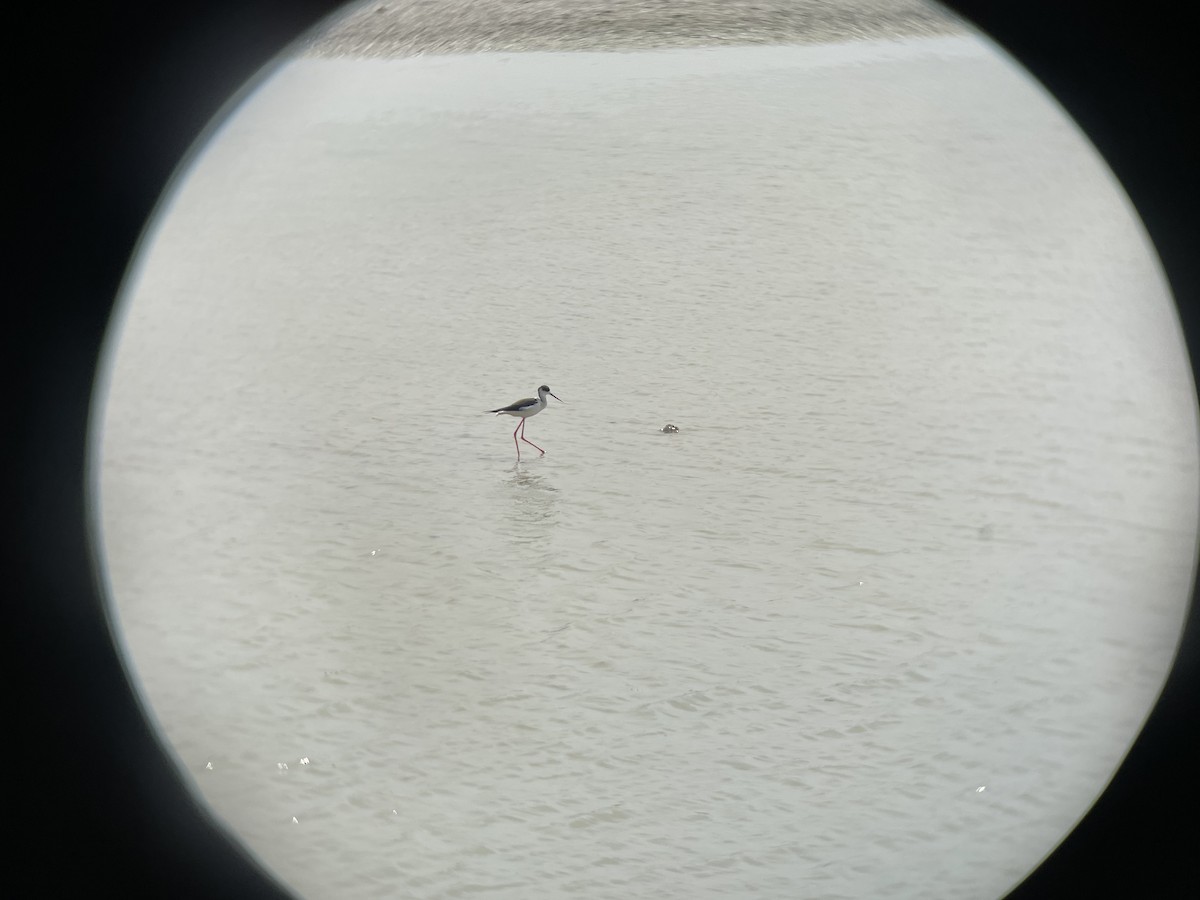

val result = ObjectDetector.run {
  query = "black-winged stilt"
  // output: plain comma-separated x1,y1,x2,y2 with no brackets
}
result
487,385,562,459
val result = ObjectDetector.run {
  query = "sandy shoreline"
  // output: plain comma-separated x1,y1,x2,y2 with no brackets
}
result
302,0,967,59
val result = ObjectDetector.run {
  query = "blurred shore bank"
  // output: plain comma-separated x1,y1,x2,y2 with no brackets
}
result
303,0,967,58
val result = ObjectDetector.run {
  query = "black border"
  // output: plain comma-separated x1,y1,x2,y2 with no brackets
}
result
9,5,343,895
943,3,1200,896
6,1,1196,896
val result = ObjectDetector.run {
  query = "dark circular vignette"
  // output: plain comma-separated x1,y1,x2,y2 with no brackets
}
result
8,5,346,897
5,1,1195,897
944,4,1200,897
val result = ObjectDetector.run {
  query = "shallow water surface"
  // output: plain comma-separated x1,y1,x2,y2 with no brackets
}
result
97,35,1197,900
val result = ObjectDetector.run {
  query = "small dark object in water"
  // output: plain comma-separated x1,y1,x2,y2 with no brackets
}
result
660,424,679,433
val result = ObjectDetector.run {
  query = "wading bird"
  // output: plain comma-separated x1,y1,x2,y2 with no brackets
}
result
487,385,563,459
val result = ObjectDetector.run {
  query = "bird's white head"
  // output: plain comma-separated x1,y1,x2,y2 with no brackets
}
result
539,385,563,403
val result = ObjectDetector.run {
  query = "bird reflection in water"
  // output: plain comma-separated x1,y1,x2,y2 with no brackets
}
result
505,468,559,548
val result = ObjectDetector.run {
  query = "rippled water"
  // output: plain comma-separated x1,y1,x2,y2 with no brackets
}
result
95,35,1197,900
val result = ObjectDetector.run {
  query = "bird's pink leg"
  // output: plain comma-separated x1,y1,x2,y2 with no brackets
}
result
512,420,522,459
518,419,546,455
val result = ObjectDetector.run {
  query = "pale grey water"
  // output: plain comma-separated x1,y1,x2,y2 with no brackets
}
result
95,35,1197,900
